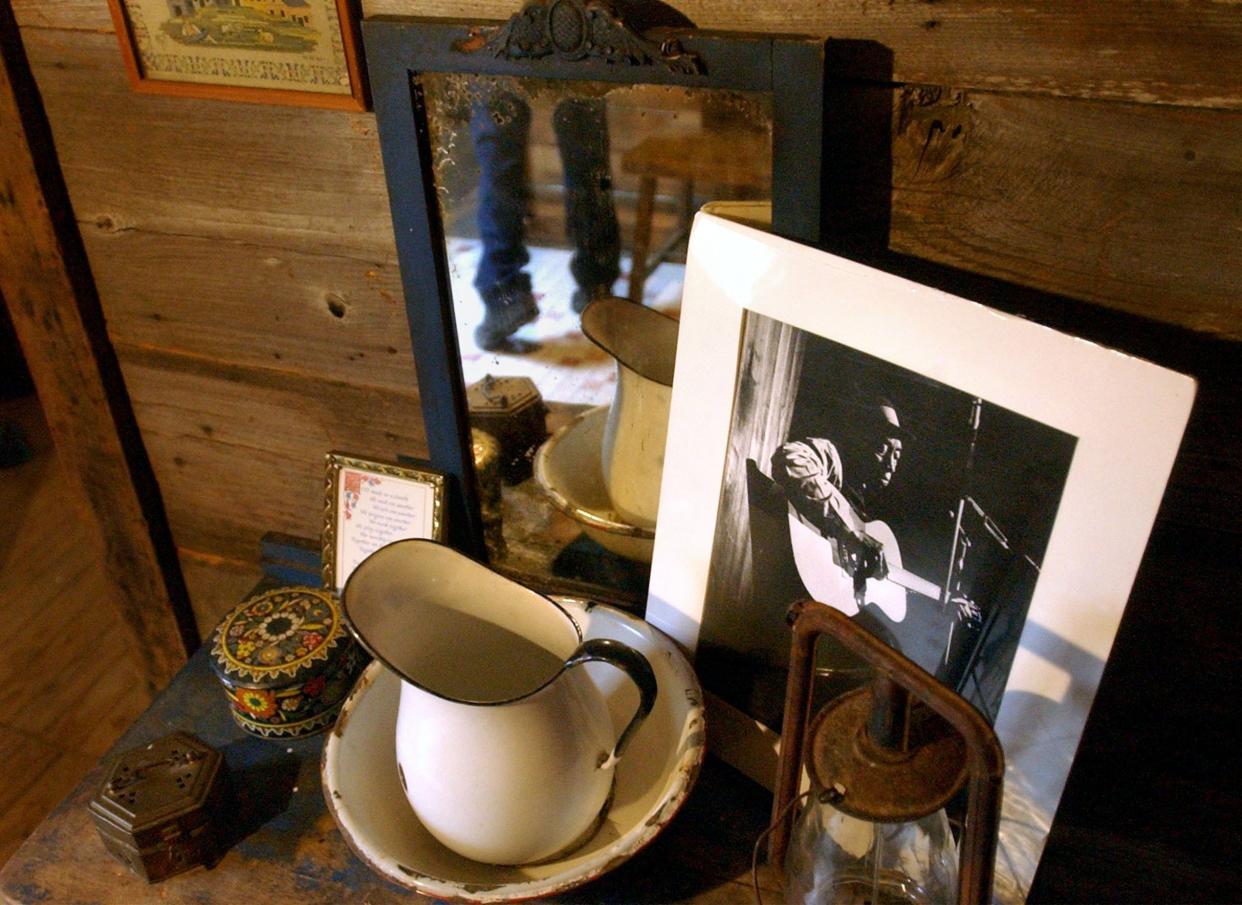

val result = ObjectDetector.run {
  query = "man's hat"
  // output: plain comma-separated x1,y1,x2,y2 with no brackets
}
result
842,396,914,441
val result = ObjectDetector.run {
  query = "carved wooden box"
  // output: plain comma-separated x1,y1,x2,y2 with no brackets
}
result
467,375,549,484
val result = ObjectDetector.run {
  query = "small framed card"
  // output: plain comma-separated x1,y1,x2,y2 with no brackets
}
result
323,453,446,592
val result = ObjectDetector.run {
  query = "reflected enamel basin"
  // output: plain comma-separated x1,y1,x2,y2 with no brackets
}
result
533,406,655,564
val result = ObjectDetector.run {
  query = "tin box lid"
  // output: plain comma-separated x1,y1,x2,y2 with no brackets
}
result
89,731,223,834
467,375,543,416
210,586,352,690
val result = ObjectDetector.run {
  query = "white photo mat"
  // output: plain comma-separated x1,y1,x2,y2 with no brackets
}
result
646,203,1196,900
323,453,446,592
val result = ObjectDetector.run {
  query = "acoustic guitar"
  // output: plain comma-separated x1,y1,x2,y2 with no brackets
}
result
786,502,941,624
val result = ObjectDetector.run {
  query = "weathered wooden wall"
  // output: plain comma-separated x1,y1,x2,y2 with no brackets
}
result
12,4,424,632
6,0,1240,899
9,0,1236,620
11,1,1241,633
2,7,197,692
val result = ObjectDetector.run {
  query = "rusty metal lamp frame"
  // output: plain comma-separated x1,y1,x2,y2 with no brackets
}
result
770,600,1005,905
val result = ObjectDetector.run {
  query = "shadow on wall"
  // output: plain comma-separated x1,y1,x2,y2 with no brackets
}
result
0,289,34,400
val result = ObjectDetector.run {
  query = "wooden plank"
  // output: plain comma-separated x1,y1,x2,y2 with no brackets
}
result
10,0,111,32
180,548,265,638
887,86,1242,337
17,0,1242,112
2,621,147,754
85,229,420,395
0,393,150,867
0,729,95,866
117,345,427,563
437,82,1242,339
28,28,1242,337
0,6,193,693
24,29,396,257
0,561,102,696
361,0,1242,109
0,404,110,648
0,749,101,865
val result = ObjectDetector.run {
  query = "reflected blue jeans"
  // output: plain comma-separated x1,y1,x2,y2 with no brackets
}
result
469,91,620,310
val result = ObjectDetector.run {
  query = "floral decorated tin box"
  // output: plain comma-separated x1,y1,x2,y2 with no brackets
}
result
210,586,367,739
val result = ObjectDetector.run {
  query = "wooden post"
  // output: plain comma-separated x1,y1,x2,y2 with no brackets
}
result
0,7,196,693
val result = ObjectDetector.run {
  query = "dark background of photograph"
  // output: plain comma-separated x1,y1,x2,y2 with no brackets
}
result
789,334,1076,699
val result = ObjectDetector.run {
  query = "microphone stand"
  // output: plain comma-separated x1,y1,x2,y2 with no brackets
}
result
939,397,982,675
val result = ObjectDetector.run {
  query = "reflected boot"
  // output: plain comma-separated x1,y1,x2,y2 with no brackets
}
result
475,287,539,352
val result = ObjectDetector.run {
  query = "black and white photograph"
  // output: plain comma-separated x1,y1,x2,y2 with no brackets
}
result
695,315,1077,732
646,208,1195,897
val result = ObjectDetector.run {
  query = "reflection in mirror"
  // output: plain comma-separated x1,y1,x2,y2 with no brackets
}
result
418,71,773,604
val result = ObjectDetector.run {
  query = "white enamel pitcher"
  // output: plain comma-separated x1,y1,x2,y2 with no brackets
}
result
580,298,679,529
341,539,657,865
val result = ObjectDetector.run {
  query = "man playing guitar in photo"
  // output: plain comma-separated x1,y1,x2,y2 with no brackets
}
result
770,397,981,656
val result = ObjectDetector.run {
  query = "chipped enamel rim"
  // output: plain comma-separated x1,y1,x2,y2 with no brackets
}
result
321,598,705,903
533,406,656,540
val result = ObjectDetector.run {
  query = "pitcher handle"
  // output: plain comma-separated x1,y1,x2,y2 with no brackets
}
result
565,638,657,767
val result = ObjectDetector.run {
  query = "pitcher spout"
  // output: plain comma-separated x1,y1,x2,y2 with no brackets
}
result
342,538,579,704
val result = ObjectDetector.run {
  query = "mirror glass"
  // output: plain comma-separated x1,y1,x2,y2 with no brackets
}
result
418,71,773,603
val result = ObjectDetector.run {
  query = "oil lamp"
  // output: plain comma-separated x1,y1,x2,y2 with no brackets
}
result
770,602,1004,905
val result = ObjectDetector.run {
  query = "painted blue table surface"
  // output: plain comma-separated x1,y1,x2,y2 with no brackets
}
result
0,643,773,904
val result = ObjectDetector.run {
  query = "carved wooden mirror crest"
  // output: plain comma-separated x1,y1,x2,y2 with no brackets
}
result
455,0,703,73
364,0,826,607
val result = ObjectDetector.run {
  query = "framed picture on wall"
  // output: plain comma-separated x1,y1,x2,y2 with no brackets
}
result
105,0,367,109
322,453,446,592
646,203,1196,901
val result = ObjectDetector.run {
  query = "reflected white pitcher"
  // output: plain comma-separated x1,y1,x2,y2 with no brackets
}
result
342,539,656,865
581,298,679,529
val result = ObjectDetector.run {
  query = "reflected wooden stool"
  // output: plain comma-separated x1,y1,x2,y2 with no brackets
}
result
620,128,770,303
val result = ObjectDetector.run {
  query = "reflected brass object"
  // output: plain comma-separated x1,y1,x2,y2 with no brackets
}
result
471,428,506,555
467,375,549,484
89,731,227,883
456,0,703,73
